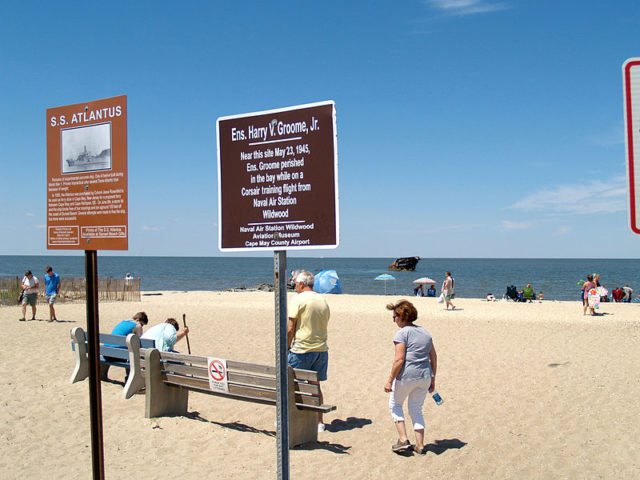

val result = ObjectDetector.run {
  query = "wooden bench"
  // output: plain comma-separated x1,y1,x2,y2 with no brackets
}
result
70,327,155,399
143,348,336,447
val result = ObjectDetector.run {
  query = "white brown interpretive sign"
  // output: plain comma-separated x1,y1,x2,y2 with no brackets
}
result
624,58,640,235
46,95,128,250
217,101,339,251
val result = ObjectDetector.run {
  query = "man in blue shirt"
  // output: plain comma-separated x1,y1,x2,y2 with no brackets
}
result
44,266,61,322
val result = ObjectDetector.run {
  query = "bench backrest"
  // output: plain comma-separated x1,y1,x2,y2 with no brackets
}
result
72,330,155,360
145,350,324,408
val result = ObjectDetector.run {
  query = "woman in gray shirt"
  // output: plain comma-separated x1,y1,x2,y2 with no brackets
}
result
384,300,438,455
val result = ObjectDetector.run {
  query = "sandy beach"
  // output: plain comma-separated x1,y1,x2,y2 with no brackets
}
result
1,292,639,479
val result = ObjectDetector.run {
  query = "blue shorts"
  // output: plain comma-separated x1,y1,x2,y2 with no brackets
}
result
288,351,328,381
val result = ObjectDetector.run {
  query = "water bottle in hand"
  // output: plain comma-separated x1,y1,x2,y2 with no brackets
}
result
432,391,443,405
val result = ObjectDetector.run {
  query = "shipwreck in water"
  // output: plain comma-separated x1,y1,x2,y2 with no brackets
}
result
388,256,420,271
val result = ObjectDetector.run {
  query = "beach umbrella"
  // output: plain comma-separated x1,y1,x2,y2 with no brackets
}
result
375,274,396,295
412,277,436,285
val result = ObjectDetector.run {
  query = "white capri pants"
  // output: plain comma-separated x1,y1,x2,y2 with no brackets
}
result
389,377,430,430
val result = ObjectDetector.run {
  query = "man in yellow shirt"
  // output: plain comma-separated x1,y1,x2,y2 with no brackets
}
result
287,270,330,431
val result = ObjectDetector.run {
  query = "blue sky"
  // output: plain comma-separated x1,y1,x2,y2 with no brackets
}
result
1,1,639,258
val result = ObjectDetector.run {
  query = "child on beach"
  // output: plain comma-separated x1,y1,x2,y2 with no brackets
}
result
582,275,596,316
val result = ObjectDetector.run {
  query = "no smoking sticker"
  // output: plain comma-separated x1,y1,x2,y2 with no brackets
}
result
207,357,229,392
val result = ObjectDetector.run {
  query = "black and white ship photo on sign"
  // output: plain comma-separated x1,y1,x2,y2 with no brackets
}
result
61,122,112,174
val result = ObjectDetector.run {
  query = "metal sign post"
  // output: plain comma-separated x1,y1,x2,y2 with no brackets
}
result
274,250,289,479
85,250,104,480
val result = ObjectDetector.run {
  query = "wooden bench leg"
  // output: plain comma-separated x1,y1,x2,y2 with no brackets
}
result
123,333,145,399
70,327,88,384
145,348,188,418
288,367,317,447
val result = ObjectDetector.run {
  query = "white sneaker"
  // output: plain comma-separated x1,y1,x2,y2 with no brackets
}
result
317,423,325,433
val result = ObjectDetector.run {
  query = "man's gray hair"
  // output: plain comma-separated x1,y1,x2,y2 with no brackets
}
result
296,270,315,288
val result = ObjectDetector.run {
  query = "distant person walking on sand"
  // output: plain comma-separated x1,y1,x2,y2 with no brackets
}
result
44,266,61,322
125,273,134,290
582,274,596,316
288,270,330,432
142,318,189,352
384,300,438,455
442,272,455,310
20,270,39,321
623,283,633,302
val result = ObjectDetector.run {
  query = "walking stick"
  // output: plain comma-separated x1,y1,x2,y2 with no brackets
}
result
182,313,192,354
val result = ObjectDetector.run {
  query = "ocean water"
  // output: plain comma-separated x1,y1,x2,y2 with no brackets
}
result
1,255,639,301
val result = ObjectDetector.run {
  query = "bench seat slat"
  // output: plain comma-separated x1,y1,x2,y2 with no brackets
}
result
99,358,128,367
227,360,276,376
289,368,319,382
228,371,275,389
295,382,321,395
138,338,156,348
95,333,128,346
162,363,208,377
296,402,336,413
100,346,130,359
226,372,323,396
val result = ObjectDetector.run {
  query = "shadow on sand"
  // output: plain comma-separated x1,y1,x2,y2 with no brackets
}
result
26,318,75,323
324,416,372,433
425,438,467,455
394,438,467,457
185,411,352,454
